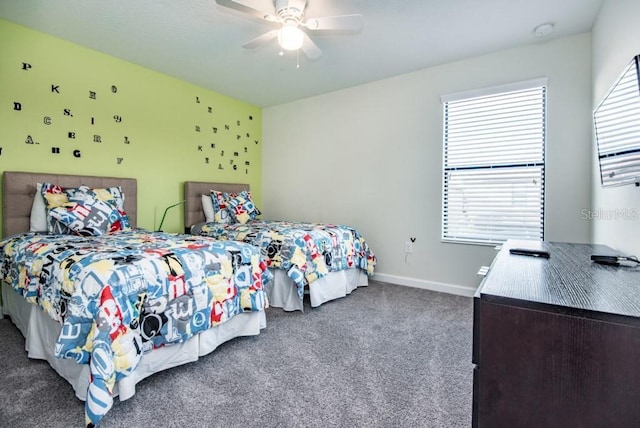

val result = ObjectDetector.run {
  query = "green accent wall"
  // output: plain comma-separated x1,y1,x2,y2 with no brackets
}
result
0,18,262,234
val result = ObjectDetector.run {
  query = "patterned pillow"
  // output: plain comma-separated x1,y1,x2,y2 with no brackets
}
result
41,183,130,235
41,183,126,211
226,190,261,224
93,186,126,212
210,190,236,224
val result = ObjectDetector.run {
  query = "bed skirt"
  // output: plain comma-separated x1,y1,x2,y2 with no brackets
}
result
0,282,266,402
267,268,368,312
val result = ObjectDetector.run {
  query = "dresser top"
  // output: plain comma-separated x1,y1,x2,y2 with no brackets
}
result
479,240,640,323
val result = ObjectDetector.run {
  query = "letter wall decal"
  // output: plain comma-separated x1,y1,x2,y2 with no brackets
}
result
192,94,259,175
4,56,260,174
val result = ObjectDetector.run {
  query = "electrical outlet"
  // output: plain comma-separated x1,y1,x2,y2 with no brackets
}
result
405,241,413,253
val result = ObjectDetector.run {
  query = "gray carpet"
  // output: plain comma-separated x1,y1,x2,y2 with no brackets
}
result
0,281,473,427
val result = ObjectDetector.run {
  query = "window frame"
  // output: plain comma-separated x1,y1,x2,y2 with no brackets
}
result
440,78,548,246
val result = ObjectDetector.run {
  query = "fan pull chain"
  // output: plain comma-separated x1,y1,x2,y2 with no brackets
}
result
297,49,300,69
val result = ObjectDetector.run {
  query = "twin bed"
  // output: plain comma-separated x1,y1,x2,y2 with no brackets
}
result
184,181,376,312
0,172,270,427
0,172,376,427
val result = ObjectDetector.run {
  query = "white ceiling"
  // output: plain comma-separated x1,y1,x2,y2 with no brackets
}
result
0,0,603,107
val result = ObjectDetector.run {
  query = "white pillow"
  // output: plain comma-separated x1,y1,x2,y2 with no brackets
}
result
201,194,214,223
29,182,48,232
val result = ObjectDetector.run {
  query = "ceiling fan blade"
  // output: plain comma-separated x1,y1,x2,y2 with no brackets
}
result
215,0,277,21
301,33,322,60
242,30,279,49
304,14,364,31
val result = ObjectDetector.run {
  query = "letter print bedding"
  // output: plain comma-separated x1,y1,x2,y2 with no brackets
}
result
0,230,271,427
192,220,376,299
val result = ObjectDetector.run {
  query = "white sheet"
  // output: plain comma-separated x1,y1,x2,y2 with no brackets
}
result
266,268,368,311
1,282,266,402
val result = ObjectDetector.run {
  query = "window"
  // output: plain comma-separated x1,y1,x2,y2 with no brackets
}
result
441,79,547,245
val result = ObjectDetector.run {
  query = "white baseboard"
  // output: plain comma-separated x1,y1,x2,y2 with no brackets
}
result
371,273,477,297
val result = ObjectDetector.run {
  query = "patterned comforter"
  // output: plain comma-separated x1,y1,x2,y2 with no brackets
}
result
192,220,376,299
0,230,271,427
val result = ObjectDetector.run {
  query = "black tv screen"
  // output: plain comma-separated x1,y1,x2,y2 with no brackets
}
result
593,54,640,187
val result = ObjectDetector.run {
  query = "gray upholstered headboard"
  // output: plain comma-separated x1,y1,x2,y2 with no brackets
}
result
2,171,138,238
184,181,249,232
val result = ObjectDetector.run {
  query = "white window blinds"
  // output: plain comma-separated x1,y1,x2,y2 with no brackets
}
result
442,81,546,245
593,55,640,187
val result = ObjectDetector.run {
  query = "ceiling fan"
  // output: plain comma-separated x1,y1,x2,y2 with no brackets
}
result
215,0,364,60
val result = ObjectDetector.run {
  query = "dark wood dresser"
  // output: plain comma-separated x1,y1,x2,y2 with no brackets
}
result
473,240,640,428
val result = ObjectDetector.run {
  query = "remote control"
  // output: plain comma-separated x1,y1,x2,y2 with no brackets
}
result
590,255,620,266
509,248,550,258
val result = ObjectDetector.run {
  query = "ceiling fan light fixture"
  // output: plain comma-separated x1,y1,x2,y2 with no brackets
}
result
278,22,304,51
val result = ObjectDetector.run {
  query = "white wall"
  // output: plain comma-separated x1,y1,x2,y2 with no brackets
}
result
263,33,592,294
591,0,640,256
